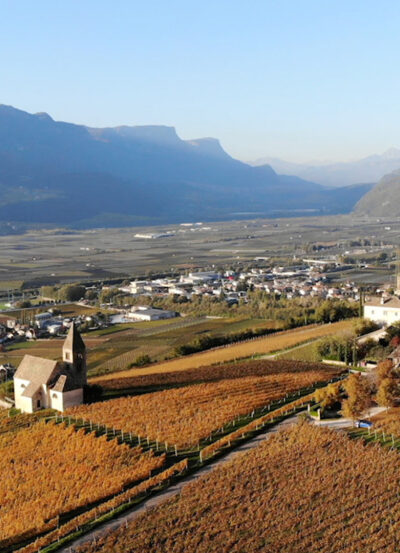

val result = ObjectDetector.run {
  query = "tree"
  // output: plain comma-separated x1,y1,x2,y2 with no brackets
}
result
376,359,394,384
58,285,86,302
314,382,341,410
15,300,31,309
341,373,372,422
353,318,379,337
376,378,398,410
85,289,98,301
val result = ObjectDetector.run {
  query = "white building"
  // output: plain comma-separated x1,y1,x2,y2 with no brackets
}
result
127,306,178,322
363,296,400,326
14,323,87,413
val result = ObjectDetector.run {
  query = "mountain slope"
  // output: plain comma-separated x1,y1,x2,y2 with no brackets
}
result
0,105,371,227
251,149,400,188
354,170,400,216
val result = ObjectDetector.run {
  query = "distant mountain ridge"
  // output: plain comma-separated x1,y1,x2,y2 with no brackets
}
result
250,149,400,188
0,105,372,228
354,169,400,216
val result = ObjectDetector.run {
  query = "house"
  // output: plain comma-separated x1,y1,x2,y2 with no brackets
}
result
14,323,87,413
363,296,400,326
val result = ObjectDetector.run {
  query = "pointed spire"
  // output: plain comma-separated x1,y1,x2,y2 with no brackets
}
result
63,322,85,352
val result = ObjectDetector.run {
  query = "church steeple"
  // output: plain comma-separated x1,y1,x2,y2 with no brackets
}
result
62,323,87,386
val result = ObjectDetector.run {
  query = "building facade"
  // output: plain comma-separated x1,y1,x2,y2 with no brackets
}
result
363,296,400,326
14,323,87,413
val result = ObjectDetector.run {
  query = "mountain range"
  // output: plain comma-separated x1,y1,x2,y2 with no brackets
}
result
250,149,400,188
0,105,374,228
354,169,400,216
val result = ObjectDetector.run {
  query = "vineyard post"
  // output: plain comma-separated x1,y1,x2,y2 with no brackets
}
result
138,435,141,445
175,444,178,456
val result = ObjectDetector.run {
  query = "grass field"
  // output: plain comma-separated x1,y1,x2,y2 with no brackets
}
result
92,319,354,382
274,339,322,362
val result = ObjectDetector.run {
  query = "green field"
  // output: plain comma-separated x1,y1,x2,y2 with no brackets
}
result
274,339,322,362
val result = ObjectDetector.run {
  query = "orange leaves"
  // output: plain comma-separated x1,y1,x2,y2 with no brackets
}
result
70,362,340,449
74,425,400,553
0,421,165,548
93,319,353,381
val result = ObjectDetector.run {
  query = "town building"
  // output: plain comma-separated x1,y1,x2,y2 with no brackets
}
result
363,296,400,326
14,323,87,413
127,306,178,321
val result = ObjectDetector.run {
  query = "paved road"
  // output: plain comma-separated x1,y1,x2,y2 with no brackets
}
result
60,415,299,552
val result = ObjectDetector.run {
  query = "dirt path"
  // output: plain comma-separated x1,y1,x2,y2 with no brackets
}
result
59,415,298,552
260,338,320,359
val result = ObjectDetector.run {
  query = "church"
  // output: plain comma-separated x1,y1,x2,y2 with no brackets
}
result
14,323,87,413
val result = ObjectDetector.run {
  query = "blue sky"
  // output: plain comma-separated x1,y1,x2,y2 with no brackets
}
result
1,0,400,161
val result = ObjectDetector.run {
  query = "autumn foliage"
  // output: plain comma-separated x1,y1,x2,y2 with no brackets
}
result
95,358,342,392
70,362,340,449
75,424,400,553
0,421,165,548
92,319,353,381
372,407,400,436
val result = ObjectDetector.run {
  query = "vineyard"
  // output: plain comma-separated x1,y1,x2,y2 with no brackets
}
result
0,408,54,437
0,421,165,549
88,317,281,377
70,362,341,449
371,407,400,436
92,319,354,381
74,424,400,553
97,358,342,392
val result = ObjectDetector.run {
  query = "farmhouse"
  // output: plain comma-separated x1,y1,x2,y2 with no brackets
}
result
14,323,87,413
363,296,400,326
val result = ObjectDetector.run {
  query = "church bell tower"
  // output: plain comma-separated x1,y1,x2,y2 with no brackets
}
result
62,322,87,387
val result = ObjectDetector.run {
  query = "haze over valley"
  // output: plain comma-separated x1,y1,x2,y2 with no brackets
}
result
0,104,395,231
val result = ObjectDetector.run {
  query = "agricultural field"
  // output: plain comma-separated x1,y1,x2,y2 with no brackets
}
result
0,316,281,378
0,215,397,288
92,319,354,382
70,360,341,449
4,302,101,320
75,423,400,553
95,358,339,394
0,409,54,437
0,420,165,550
274,338,322,362
371,407,400,436
89,317,280,377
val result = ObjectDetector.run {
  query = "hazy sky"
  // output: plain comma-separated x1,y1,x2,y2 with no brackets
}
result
2,0,400,162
